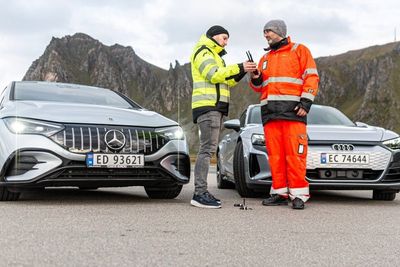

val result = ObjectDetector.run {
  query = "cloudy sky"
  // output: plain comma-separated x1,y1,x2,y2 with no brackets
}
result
0,0,399,88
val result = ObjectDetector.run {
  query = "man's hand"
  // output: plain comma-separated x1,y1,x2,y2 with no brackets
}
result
294,105,307,117
243,61,258,73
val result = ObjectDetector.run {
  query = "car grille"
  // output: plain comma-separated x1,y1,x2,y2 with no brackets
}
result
306,169,383,180
49,124,168,155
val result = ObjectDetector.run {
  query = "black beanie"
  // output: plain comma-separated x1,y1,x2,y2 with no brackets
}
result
206,25,229,38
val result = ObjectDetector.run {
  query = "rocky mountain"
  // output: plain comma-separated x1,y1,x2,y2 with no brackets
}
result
23,33,400,152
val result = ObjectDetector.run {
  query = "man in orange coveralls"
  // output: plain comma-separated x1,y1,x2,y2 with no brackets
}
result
249,19,319,209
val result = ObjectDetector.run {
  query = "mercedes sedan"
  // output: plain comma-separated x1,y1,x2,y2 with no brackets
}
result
217,104,400,201
0,81,190,201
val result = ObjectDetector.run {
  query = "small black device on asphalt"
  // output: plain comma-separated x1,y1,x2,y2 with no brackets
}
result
234,198,253,210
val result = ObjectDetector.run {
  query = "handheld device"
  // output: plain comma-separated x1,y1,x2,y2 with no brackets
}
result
246,50,259,75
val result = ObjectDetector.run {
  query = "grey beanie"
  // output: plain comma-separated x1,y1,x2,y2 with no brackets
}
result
263,19,287,37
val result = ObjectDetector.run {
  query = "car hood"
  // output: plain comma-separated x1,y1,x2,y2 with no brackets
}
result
245,124,397,142
307,125,392,142
1,101,177,127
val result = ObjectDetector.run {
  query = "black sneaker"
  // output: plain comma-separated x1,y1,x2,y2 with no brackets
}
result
204,191,221,204
292,198,305,210
261,194,288,206
191,193,221,209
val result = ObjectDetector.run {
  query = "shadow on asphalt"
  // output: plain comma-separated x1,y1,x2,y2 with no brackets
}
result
13,187,399,206
16,187,189,205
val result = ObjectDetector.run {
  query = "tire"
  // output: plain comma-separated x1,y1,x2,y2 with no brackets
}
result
145,185,183,199
372,190,397,201
216,153,235,189
0,187,20,201
233,141,259,197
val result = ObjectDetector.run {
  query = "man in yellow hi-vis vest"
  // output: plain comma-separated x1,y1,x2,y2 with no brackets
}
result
190,25,257,208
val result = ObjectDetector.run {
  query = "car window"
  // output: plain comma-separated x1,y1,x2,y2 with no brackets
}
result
239,110,247,127
12,82,141,109
308,105,355,126
248,106,262,124
244,105,354,126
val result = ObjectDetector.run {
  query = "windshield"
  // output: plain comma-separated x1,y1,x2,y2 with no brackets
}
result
13,82,140,109
247,105,355,126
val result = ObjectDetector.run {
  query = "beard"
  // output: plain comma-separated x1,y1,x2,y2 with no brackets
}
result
267,39,276,46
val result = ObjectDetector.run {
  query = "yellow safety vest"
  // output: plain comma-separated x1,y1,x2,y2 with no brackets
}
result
190,35,242,122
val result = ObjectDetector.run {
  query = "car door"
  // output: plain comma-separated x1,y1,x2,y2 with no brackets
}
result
223,110,247,177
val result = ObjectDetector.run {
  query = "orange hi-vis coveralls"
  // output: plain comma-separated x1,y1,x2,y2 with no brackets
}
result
249,37,319,202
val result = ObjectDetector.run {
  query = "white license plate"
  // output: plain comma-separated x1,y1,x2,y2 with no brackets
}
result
320,153,370,164
86,153,144,168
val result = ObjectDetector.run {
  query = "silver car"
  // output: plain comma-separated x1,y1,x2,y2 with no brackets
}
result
217,104,400,201
0,81,190,201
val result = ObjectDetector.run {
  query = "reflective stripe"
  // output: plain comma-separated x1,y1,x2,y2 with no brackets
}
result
260,98,268,105
302,68,319,79
301,92,315,101
192,94,229,105
206,66,218,80
199,58,216,74
192,88,218,96
289,187,310,202
268,77,304,85
268,95,301,101
192,94,216,102
270,186,288,195
291,43,299,51
262,77,304,87
193,82,228,90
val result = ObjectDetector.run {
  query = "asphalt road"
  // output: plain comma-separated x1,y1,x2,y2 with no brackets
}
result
1,166,400,266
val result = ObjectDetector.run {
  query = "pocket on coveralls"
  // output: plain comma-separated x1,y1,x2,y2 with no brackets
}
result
297,134,308,157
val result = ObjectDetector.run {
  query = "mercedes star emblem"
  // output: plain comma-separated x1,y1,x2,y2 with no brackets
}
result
104,129,126,151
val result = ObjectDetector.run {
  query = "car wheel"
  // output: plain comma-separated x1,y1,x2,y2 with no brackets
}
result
233,141,259,197
144,185,183,199
372,190,397,201
216,152,235,189
0,187,20,201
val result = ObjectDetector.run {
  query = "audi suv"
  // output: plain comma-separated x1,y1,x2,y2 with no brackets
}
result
0,81,190,201
217,104,400,200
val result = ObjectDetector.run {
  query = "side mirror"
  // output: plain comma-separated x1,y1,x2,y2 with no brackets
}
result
355,121,368,127
224,119,241,132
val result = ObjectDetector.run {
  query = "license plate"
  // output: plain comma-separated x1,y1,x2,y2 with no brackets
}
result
320,153,370,164
86,153,144,168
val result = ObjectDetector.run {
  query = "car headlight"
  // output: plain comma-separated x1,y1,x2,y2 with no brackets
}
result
251,134,265,146
3,117,64,137
155,126,185,140
383,137,400,150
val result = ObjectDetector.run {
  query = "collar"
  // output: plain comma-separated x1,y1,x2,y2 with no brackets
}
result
197,35,227,56
264,36,292,51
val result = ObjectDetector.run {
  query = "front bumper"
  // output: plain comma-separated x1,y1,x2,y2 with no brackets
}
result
244,143,400,191
0,130,190,190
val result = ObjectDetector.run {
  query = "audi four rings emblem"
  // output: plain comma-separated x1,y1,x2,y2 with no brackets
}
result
332,144,355,151
104,129,126,151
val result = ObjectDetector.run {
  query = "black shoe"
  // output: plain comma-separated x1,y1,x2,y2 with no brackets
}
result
191,193,221,209
262,194,288,206
292,198,305,210
204,191,221,204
